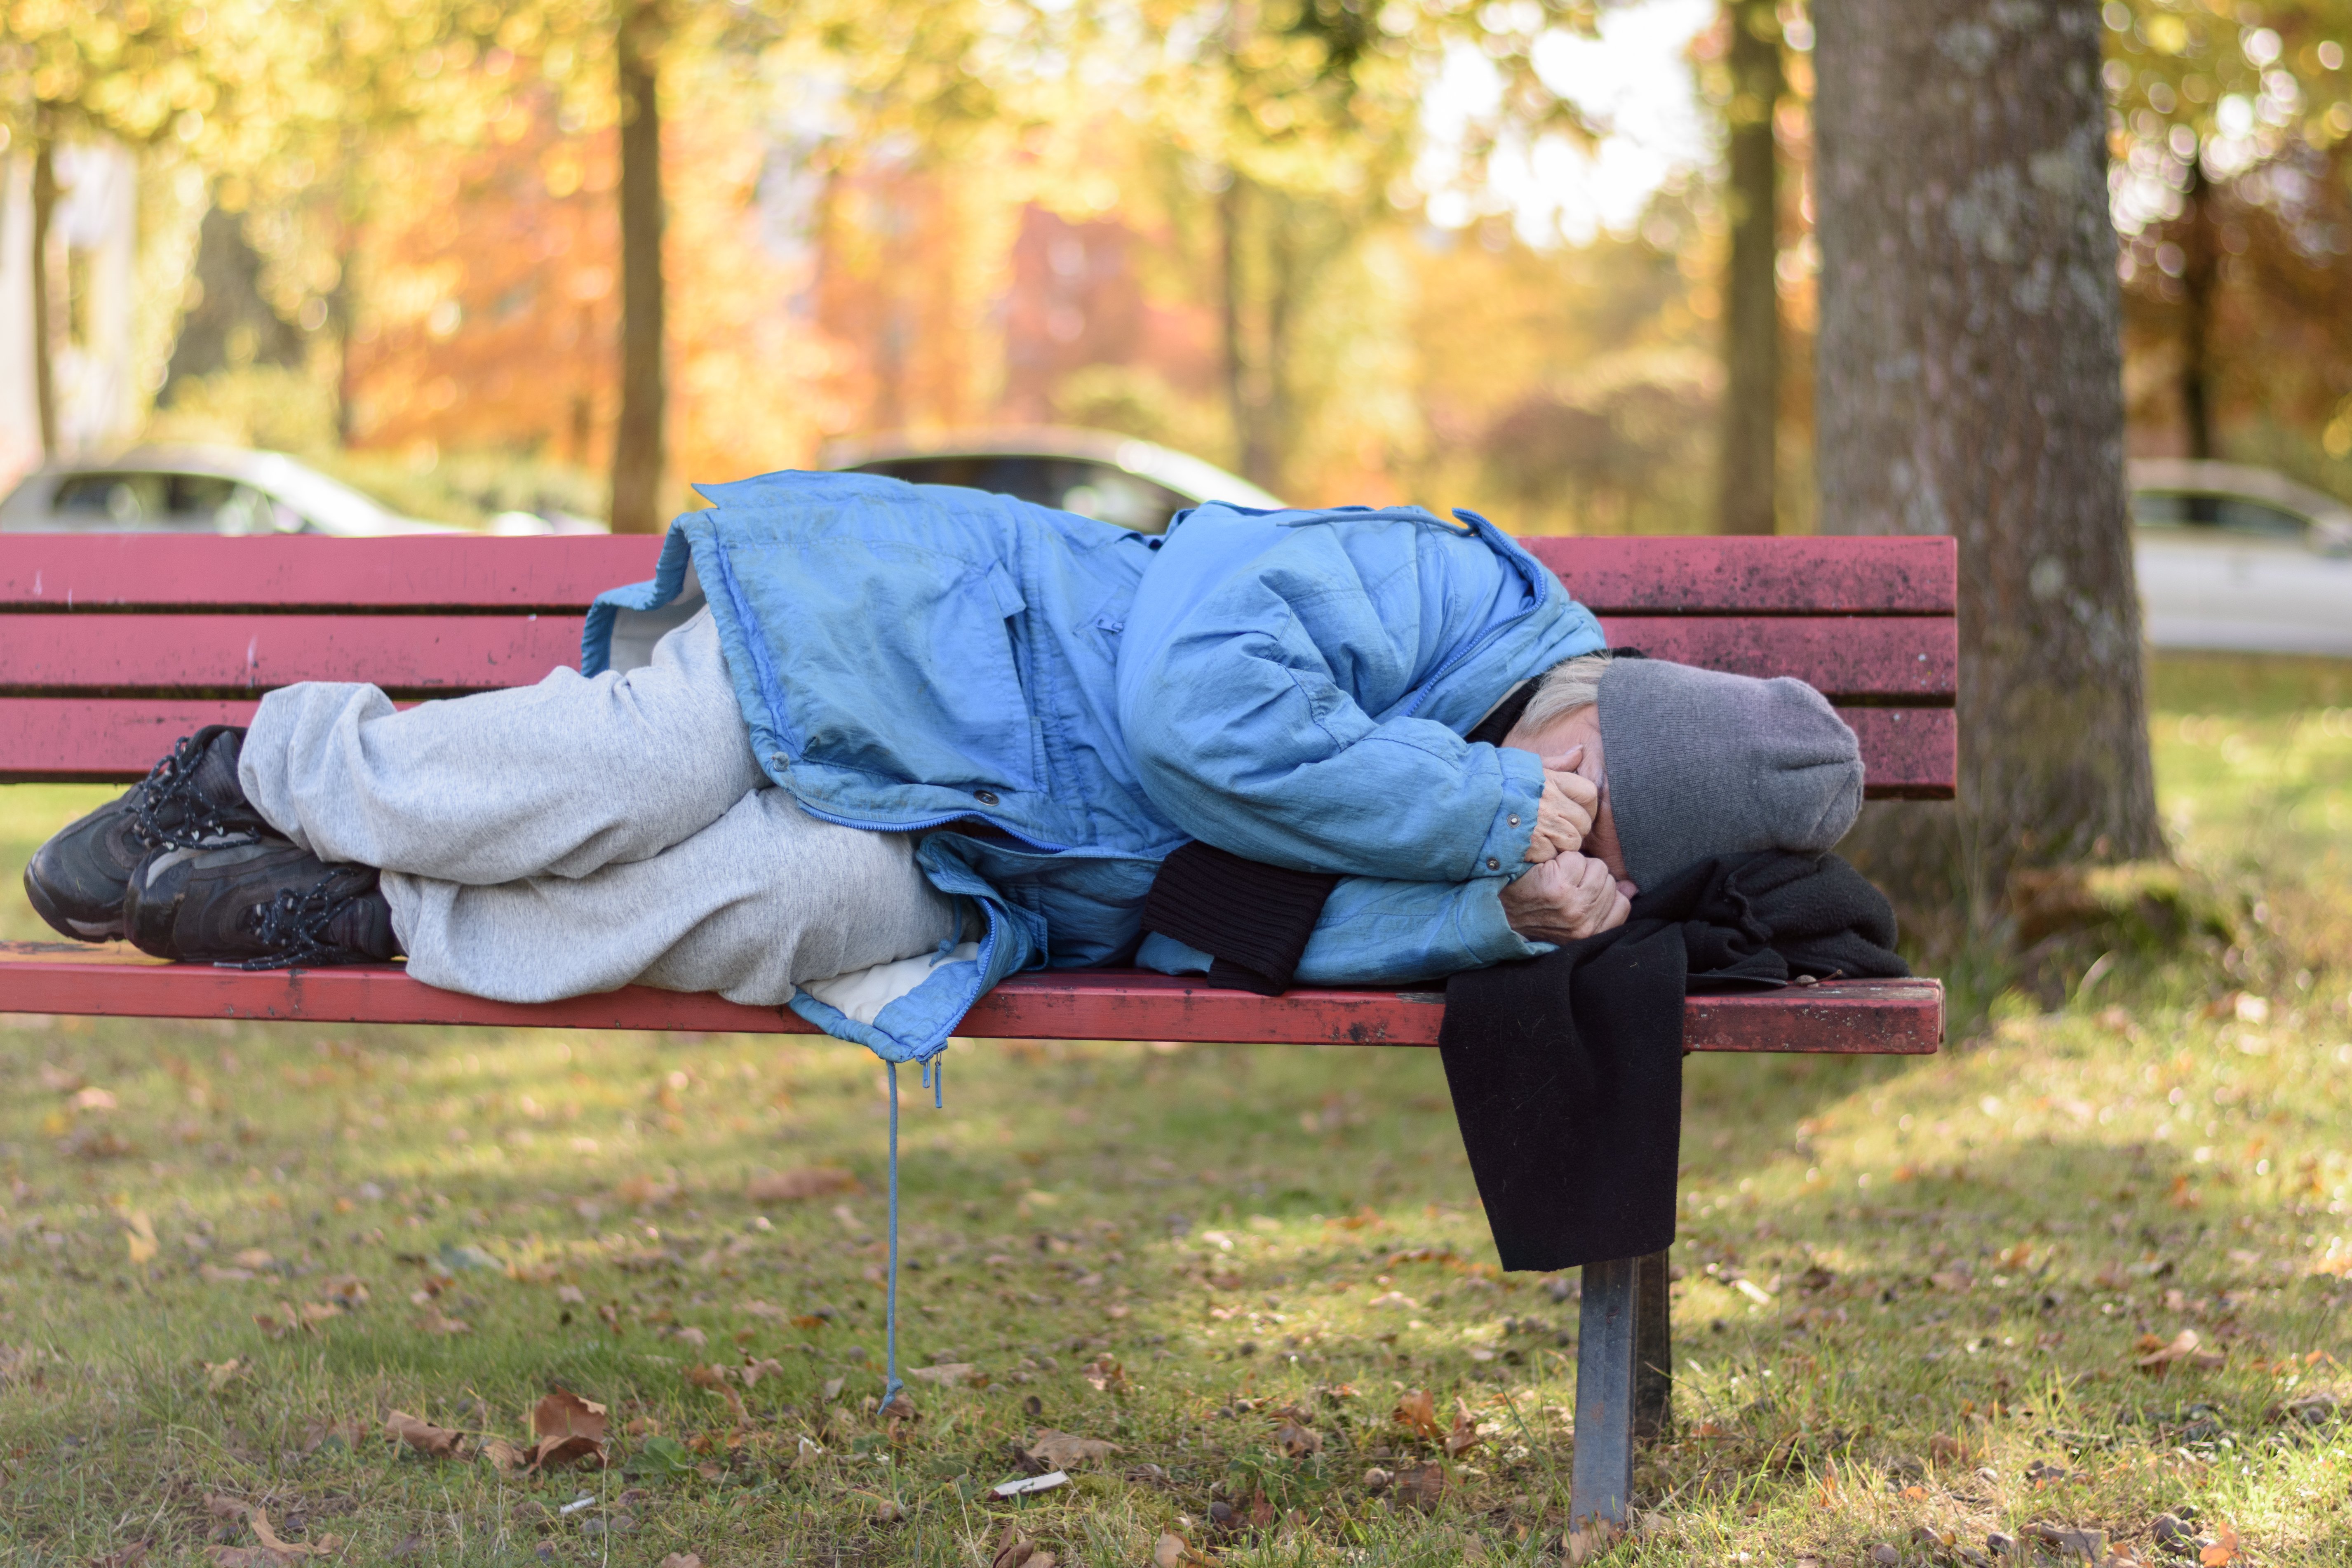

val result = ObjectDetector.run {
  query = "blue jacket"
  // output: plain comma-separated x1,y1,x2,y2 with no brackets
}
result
582,472,1605,1063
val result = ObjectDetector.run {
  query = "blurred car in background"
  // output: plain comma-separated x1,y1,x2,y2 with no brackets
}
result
823,425,1284,532
2131,458,2352,657
0,444,460,536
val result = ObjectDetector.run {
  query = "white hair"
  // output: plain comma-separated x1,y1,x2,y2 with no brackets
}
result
1518,651,1613,733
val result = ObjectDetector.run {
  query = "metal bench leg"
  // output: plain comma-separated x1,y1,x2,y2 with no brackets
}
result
1634,1247,1673,1441
1570,1255,1636,1533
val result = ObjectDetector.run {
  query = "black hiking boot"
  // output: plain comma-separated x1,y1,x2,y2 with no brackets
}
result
123,840,397,969
23,726,274,942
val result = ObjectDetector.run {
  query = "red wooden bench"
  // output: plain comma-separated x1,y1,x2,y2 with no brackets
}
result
0,530,1951,1532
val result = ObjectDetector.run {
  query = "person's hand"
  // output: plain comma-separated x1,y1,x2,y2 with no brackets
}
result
1499,851,1634,944
1521,745,1599,863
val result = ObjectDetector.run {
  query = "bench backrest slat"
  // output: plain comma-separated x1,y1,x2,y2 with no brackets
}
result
0,532,1957,794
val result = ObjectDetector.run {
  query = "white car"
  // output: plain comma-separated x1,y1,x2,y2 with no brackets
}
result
2131,458,2352,657
0,444,456,536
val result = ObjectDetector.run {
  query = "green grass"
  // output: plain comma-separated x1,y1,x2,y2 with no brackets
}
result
0,655,2346,1566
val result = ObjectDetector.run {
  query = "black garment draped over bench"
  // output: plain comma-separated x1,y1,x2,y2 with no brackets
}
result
1437,850,1907,1270
1138,676,1908,1269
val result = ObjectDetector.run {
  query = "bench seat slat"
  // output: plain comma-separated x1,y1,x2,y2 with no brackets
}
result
0,533,1957,617
0,943,1941,1051
0,614,585,693
0,696,1956,792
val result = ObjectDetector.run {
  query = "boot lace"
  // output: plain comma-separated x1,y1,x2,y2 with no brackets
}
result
232,874,378,971
132,732,266,852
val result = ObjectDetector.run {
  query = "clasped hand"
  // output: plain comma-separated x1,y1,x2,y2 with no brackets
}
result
1499,851,1634,944
1522,744,1599,863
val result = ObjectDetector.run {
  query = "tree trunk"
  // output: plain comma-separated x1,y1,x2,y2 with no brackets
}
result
1813,0,2161,931
611,0,667,534
2176,159,2218,463
30,138,58,459
1716,0,1782,536
1219,175,1276,491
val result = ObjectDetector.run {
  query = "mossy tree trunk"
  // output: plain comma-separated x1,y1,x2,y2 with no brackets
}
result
1813,0,2162,932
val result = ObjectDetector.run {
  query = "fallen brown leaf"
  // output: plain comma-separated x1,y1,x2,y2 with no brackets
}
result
907,1361,977,1387
1443,1397,1483,1458
2201,1519,2240,1566
248,1512,335,1559
416,1304,471,1336
1081,1354,1128,1393
1274,1418,1323,1458
1025,1428,1118,1468
530,1387,610,1470
2135,1329,2225,1375
200,1265,256,1285
385,1410,467,1458
481,1436,529,1472
89,1543,149,1568
1391,1459,1445,1510
204,1360,242,1392
1392,1387,1443,1440
658,1556,706,1568
251,1304,309,1340
122,1211,157,1266
1153,1532,1208,1568
745,1167,860,1203
738,1355,785,1387
990,1522,1056,1568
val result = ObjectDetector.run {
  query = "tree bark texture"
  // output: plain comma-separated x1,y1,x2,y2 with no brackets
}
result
30,139,58,459
1716,0,1782,536
611,0,668,535
1814,0,2161,923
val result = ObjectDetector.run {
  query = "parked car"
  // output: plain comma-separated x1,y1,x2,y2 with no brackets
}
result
2130,458,2352,657
822,425,1285,532
0,444,455,536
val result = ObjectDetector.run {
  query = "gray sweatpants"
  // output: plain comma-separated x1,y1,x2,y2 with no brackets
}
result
237,610,962,1006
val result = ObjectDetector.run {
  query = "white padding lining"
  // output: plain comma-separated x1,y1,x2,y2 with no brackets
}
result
799,942,981,1026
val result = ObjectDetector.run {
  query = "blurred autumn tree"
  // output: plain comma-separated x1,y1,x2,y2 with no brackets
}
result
2104,0,2352,485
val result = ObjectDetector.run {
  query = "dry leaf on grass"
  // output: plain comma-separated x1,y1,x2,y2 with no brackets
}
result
1154,1531,1213,1568
1081,1354,1128,1393
658,1557,705,1568
204,1359,242,1392
204,1496,254,1521
2201,1520,2240,1566
1392,1387,1443,1440
745,1167,860,1203
89,1542,150,1568
991,1523,1057,1568
247,1513,336,1559
481,1437,529,1472
742,1298,789,1320
1391,1460,1445,1511
122,1211,157,1265
201,1265,257,1284
2135,1329,2225,1374
1024,1428,1118,1468
907,1362,977,1387
416,1304,471,1336
530,1387,610,1470
1443,1397,1484,1458
385,1410,467,1458
1274,1418,1323,1458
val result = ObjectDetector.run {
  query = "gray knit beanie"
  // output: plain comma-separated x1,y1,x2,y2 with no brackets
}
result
1595,658,1864,889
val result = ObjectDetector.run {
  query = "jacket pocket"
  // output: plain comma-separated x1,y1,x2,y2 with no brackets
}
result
788,555,1040,793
